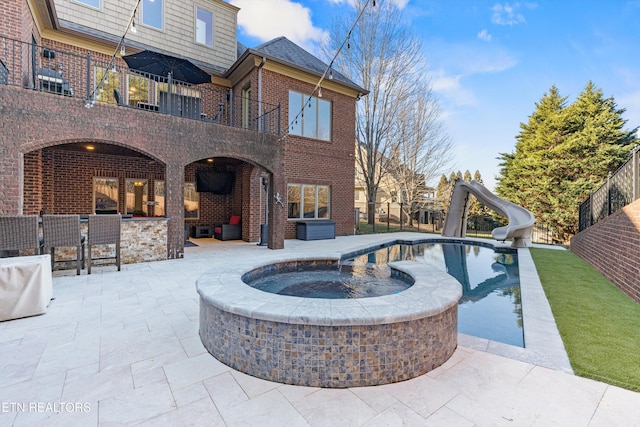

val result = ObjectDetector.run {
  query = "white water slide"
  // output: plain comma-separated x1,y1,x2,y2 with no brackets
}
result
442,180,535,248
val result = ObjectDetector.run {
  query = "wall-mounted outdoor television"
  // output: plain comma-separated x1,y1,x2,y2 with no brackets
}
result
196,170,235,194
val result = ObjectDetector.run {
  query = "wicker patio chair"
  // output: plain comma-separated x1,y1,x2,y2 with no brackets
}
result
42,214,85,275
87,214,121,274
0,215,41,257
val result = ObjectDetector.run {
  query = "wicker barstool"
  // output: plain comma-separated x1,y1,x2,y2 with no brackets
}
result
42,215,85,275
87,214,121,274
0,215,41,257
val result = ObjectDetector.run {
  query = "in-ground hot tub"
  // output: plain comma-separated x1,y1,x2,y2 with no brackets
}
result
197,257,461,388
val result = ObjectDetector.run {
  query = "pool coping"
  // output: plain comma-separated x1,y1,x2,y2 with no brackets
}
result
197,257,462,326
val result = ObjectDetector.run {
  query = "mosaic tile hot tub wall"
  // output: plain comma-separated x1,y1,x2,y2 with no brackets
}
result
199,300,458,388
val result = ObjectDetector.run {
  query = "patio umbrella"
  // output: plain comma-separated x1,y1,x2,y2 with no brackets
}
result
122,50,211,85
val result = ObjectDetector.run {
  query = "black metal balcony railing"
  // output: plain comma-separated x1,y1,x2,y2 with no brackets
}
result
0,34,280,135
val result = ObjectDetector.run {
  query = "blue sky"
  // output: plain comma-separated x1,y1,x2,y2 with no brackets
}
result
229,0,640,190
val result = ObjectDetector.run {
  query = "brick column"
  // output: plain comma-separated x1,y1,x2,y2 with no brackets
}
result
165,162,185,259
268,171,286,249
0,150,23,214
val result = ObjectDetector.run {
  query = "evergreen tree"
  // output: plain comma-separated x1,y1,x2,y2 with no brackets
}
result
473,170,483,184
496,82,636,242
468,170,487,217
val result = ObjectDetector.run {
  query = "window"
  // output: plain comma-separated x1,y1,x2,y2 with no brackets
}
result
288,91,331,141
95,67,120,104
287,184,330,219
125,179,148,216
94,178,118,214
75,0,100,9
242,86,251,129
154,181,165,217
184,182,199,219
128,74,150,107
195,7,213,47
142,0,163,30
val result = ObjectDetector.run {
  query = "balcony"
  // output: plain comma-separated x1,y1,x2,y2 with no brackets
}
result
0,35,280,135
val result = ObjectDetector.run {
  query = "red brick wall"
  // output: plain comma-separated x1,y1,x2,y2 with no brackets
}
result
260,70,356,238
570,199,640,303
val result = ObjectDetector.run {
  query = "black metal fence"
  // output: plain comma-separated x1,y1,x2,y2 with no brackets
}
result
0,34,280,134
355,202,556,244
579,146,640,231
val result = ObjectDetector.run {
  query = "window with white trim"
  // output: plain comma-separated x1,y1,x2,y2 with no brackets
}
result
94,177,118,214
142,0,163,30
195,7,214,47
288,91,331,141
287,184,330,219
75,0,100,9
184,182,199,219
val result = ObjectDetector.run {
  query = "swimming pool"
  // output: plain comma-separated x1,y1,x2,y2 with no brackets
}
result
342,242,524,347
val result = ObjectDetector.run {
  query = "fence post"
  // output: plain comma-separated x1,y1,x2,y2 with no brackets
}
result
633,145,639,201
400,202,403,231
606,172,612,216
387,202,390,232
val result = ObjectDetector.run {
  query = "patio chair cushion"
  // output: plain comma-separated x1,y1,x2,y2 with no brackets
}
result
229,215,241,225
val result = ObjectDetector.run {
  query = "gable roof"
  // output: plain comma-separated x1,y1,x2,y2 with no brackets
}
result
237,36,365,94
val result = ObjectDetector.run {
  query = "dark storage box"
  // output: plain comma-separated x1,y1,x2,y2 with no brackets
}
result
296,220,336,240
191,225,213,238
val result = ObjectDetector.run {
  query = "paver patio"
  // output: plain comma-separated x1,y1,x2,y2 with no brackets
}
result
1,234,639,426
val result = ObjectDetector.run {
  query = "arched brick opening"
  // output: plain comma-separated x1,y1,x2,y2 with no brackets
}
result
1,86,285,258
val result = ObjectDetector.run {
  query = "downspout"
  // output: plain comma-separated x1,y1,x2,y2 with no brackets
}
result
257,57,266,132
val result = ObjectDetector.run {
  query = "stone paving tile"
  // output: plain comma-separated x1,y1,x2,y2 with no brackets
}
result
288,388,377,426
1,235,639,426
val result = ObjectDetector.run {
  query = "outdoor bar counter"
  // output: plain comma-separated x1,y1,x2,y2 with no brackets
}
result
52,217,168,268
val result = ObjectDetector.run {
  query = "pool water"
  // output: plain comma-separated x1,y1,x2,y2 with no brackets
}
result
248,267,411,299
345,242,523,347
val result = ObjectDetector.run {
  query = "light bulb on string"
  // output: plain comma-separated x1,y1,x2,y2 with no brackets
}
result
112,63,117,72
329,69,333,80
318,87,322,98
121,44,125,55
104,74,109,84
131,19,137,34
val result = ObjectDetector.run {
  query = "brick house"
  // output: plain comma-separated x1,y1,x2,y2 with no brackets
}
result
0,0,364,259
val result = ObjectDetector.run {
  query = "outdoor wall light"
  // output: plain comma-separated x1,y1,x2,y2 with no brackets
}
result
86,145,95,151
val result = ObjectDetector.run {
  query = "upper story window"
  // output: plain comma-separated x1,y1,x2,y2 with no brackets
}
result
142,0,163,30
74,0,101,9
195,7,214,47
288,91,331,141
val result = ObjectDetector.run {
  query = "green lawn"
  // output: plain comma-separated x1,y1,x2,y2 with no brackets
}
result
530,248,640,391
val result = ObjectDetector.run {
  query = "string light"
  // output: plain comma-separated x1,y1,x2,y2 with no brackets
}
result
281,0,374,141
86,0,143,108
131,13,137,33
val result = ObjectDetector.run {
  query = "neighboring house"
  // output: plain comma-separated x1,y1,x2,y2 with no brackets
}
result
0,0,364,259
354,143,436,223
